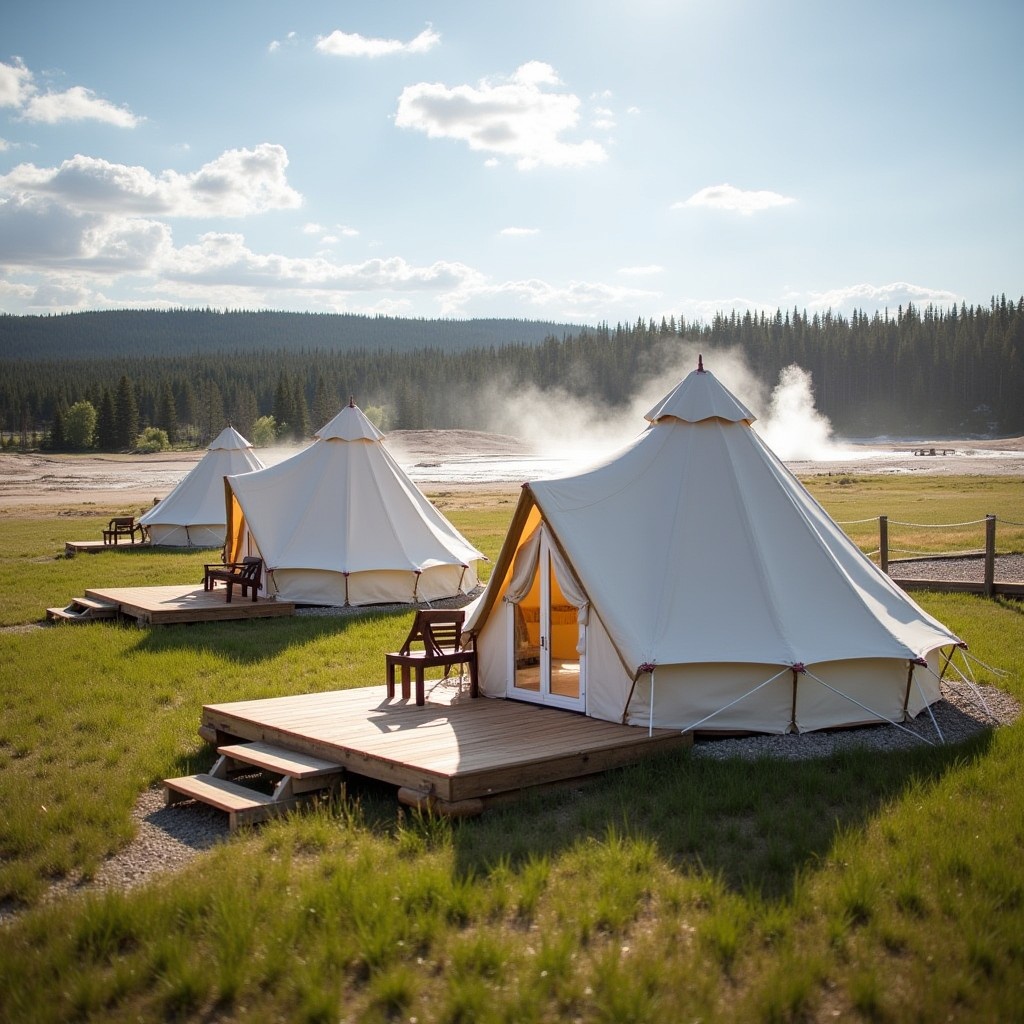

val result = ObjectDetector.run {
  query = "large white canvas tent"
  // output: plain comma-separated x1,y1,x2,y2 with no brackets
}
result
223,401,484,606
138,426,263,547
466,359,965,734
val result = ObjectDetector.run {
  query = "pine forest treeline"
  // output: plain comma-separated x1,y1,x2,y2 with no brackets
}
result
0,297,1021,450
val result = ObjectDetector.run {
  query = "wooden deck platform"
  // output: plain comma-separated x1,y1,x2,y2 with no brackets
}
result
65,538,152,555
83,584,294,624
201,686,692,811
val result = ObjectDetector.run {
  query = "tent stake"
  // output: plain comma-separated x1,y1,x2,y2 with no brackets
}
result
648,669,655,737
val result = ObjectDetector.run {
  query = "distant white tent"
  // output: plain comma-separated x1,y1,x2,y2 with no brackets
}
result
139,426,263,547
466,359,965,734
224,401,485,606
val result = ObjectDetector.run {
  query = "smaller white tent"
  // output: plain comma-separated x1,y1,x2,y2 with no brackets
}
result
139,426,263,547
224,401,485,606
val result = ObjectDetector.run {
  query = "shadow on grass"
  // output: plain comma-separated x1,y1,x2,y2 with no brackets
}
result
126,606,409,664
994,595,1024,616
442,726,996,903
62,544,213,557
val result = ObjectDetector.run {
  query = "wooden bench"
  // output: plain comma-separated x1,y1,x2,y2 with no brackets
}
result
203,556,263,602
385,609,478,706
102,516,146,545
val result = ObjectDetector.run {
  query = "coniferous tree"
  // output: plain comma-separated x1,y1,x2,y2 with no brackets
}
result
113,375,139,450
292,379,311,439
228,385,258,440
49,404,66,450
156,381,178,444
96,389,117,450
272,373,296,439
312,374,334,428
177,380,197,436
201,379,225,442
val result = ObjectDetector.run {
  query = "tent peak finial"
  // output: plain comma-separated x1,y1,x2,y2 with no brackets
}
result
348,396,355,408
697,353,705,373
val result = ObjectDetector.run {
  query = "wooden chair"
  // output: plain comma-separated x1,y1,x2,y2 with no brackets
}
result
385,609,478,706
103,516,146,545
203,556,263,602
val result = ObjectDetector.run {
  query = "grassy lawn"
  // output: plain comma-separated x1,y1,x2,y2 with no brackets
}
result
0,477,1021,1022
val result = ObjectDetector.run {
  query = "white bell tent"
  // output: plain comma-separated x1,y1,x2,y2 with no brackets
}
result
465,359,965,734
223,401,484,606
138,425,263,547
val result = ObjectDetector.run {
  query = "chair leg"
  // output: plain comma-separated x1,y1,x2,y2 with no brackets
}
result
400,665,411,700
415,668,425,706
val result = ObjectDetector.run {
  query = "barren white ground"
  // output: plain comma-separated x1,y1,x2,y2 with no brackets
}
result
2,429,1023,513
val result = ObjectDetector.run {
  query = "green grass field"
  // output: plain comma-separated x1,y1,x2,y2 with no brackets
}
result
0,476,1022,1022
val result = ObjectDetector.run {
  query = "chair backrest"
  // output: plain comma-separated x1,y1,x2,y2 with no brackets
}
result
400,609,465,655
109,516,135,528
240,556,262,581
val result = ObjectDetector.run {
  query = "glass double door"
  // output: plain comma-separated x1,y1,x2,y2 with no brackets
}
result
510,533,585,711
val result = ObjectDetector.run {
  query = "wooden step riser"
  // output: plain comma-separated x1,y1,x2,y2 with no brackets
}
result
212,766,339,797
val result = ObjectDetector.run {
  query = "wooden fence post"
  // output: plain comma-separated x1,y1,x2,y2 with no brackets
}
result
879,515,888,574
984,514,996,597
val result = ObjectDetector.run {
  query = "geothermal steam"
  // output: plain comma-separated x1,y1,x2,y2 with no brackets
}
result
484,350,852,471
753,364,852,461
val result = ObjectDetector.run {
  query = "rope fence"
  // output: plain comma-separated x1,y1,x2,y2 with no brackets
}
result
831,514,1024,597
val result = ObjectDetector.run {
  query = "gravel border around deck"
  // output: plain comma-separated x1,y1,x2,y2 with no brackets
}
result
692,682,1019,761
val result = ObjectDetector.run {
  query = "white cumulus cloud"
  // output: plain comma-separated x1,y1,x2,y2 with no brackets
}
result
442,275,658,319
674,183,795,215
395,61,607,170
0,144,302,217
805,281,962,314
0,195,171,270
23,85,141,127
0,59,35,108
316,25,440,57
1,58,140,126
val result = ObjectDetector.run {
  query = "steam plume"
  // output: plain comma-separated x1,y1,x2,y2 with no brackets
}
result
481,347,851,470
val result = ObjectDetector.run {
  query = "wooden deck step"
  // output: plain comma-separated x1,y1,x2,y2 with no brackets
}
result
46,596,120,623
74,596,118,611
164,773,297,830
218,741,343,779
164,742,345,829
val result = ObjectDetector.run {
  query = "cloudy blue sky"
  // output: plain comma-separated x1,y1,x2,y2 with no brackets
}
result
1,0,1021,325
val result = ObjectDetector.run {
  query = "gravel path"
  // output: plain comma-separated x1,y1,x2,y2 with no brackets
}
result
888,552,1024,583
